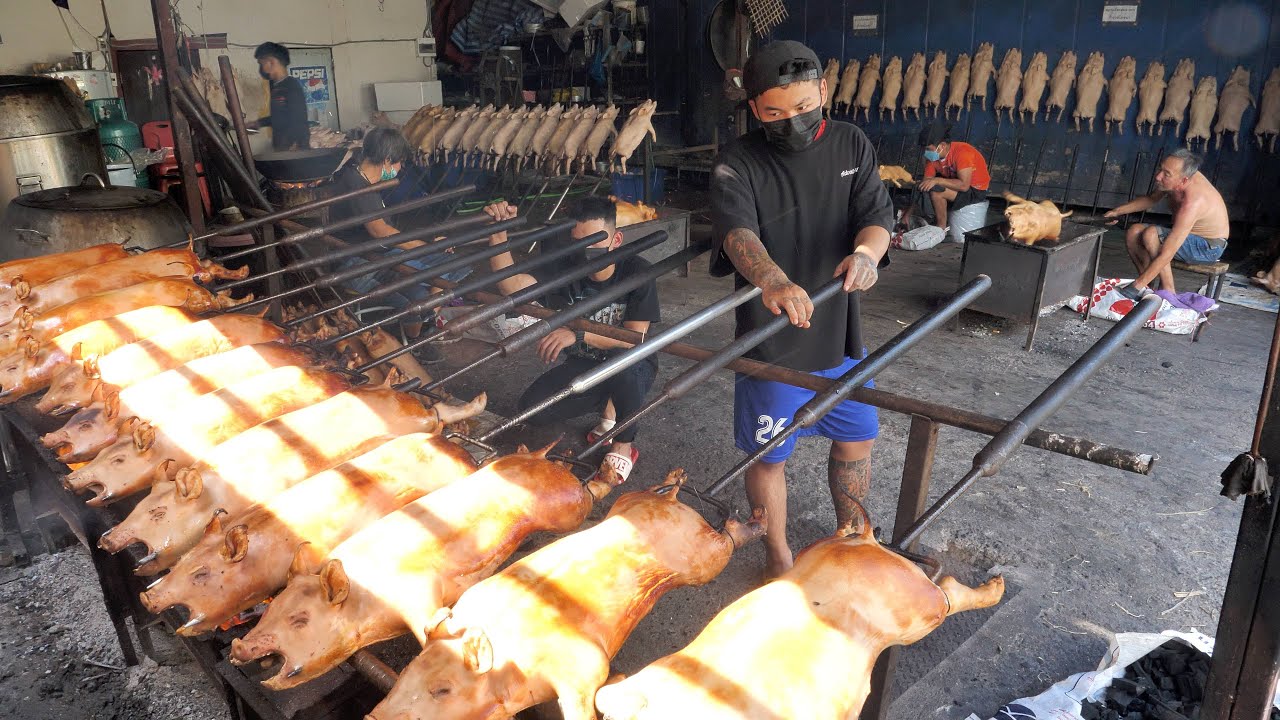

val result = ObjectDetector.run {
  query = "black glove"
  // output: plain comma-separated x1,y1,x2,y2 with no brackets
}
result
1117,283,1146,301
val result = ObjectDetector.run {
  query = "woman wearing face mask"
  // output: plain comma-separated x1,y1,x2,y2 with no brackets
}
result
328,128,471,363
709,40,894,580
250,42,310,151
899,123,990,237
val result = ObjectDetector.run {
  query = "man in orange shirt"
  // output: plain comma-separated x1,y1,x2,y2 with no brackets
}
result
900,123,990,233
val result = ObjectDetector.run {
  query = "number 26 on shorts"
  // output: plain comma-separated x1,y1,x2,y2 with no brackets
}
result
754,415,789,446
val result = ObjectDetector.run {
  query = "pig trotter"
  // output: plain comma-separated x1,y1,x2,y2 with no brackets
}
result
724,506,768,549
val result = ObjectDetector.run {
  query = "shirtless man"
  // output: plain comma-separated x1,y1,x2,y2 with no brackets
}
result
1104,149,1229,295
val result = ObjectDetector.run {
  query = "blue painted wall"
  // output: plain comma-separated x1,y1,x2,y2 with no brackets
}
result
650,0,1280,222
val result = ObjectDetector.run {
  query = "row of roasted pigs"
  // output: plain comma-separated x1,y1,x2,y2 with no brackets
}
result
820,47,1280,150
0,243,1003,719
397,99,658,175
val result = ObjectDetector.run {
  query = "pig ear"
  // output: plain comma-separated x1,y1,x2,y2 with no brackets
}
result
287,543,314,580
12,278,29,300
83,354,101,379
319,559,350,606
16,308,33,331
221,524,249,563
154,458,177,483
69,342,83,362
462,628,494,675
21,336,40,359
103,391,121,419
424,607,460,640
173,467,203,500
203,509,227,539
132,421,155,452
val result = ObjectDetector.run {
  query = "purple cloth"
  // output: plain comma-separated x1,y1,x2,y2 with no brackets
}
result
1153,289,1217,315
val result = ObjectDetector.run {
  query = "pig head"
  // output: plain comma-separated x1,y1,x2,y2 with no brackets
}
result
366,472,767,720
140,433,478,637
34,359,100,415
230,448,615,690
64,419,183,505
97,465,219,573
1003,192,1072,244
42,395,126,463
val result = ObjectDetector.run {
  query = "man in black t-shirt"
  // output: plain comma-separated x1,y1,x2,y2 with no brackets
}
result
483,197,660,483
250,42,310,151
711,40,893,579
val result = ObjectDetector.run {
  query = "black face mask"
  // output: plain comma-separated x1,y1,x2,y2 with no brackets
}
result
259,70,271,80
761,106,823,152
584,247,610,263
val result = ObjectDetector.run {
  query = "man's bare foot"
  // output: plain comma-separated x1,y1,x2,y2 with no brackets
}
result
1252,273,1280,295
763,546,794,582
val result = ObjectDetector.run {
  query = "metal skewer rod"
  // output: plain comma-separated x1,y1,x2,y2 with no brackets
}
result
353,231,669,373
310,221,579,342
421,239,713,393
233,217,528,312
580,278,847,458
705,275,993,497
216,213,501,291
217,186,475,261
176,180,401,246
294,221,598,329
477,283,763,444
893,294,1160,549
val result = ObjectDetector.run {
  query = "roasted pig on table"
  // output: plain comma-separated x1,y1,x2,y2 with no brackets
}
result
596,505,1003,720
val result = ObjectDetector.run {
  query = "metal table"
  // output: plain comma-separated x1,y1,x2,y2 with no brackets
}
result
958,221,1104,351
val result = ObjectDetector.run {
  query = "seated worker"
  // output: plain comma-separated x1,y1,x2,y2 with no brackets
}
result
899,123,990,240
1105,149,1230,296
329,127,470,364
249,42,310,151
482,197,660,482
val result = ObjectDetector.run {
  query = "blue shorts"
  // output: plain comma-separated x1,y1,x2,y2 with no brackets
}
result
734,355,879,464
1155,226,1227,264
339,248,473,314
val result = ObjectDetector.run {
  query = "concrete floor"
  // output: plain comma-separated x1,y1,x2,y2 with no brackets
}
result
435,226,1265,718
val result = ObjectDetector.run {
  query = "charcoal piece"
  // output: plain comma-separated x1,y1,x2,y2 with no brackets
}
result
1166,655,1187,675
1081,704,1102,720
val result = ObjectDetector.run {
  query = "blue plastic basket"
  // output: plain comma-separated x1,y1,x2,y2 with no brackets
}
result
610,169,666,202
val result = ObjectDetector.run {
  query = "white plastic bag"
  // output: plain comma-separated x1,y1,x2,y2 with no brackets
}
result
948,200,990,243
1066,278,1209,335
971,630,1280,720
893,225,947,251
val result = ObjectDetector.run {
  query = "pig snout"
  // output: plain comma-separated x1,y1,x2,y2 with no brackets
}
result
98,522,144,555
42,428,70,451
229,635,278,666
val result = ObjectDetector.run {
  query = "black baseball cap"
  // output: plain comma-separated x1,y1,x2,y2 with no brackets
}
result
744,40,821,99
918,122,951,147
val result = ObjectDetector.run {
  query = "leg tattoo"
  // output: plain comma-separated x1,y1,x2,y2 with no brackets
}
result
828,456,871,529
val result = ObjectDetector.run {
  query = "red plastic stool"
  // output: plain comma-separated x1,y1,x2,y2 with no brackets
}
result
142,121,212,214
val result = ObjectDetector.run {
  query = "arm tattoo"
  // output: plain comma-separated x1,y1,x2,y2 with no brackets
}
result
828,456,871,530
724,228,789,290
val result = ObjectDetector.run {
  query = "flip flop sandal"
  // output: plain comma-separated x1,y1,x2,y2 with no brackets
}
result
598,446,640,484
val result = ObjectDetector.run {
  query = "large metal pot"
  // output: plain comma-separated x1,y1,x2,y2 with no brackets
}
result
0,75,107,217
0,174,191,262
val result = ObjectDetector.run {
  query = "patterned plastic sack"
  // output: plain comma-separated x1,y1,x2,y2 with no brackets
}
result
1065,278,1210,335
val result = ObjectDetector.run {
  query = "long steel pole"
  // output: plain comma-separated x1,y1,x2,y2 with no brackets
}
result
893,294,1161,549
478,285,762,444
217,55,255,173
294,222,601,329
421,239,714,393
424,273,1155,475
580,278,847,458
215,213,498,291
705,275,993,497
150,0,205,231
179,180,400,246
217,186,474,261
172,86,271,211
232,217,527,312
354,231,669,373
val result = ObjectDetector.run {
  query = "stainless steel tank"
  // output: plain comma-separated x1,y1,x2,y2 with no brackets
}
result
0,75,107,214
0,174,191,262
